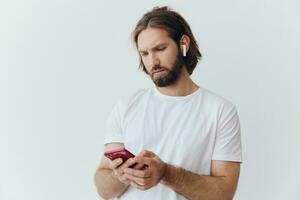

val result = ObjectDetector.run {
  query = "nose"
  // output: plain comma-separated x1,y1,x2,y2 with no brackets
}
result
149,53,160,68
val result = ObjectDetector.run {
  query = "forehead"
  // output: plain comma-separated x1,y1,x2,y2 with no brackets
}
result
137,27,174,51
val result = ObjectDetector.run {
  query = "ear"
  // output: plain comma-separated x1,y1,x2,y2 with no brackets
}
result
180,35,190,54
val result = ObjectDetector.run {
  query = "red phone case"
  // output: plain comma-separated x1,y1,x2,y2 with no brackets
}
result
104,148,135,162
104,148,148,170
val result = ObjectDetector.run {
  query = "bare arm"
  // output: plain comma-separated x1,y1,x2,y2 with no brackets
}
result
160,160,240,200
124,151,240,200
94,143,130,199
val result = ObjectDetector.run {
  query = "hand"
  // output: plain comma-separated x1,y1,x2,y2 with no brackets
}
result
123,150,167,190
108,157,139,185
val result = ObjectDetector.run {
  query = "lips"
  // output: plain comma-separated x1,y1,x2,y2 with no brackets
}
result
152,69,165,74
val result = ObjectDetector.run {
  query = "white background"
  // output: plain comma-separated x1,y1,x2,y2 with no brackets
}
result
1,1,299,199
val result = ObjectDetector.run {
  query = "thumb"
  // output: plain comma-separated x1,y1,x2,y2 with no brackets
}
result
140,150,156,158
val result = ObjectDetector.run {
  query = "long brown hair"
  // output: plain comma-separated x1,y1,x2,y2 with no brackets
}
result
132,6,202,75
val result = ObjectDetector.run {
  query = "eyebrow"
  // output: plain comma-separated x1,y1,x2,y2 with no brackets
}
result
138,42,168,53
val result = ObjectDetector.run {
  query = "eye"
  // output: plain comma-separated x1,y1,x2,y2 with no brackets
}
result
140,52,148,57
157,47,166,51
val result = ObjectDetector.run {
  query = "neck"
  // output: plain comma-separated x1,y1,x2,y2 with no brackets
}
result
156,68,199,96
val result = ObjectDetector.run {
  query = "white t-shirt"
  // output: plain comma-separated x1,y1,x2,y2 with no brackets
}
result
104,86,242,200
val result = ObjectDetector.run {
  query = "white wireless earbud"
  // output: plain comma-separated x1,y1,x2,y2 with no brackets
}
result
182,45,187,56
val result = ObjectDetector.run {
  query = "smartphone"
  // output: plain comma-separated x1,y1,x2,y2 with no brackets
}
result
104,148,135,162
104,148,147,169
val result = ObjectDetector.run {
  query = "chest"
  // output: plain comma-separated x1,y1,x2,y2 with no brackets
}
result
122,101,217,162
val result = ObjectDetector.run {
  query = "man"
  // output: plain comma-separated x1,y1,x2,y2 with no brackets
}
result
94,6,242,200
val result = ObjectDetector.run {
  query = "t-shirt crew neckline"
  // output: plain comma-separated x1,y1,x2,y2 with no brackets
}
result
152,84,203,102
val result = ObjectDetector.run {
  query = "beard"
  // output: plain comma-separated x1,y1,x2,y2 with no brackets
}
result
149,53,185,87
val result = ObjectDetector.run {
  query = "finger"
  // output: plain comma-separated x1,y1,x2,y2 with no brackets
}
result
124,168,151,178
109,158,123,169
133,163,145,170
130,181,150,191
124,173,149,186
114,158,135,176
119,158,136,171
119,174,131,185
134,156,152,166
138,150,156,158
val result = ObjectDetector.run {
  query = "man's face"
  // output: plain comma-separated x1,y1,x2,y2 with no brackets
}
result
137,27,184,87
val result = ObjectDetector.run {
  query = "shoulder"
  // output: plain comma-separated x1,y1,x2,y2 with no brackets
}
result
200,87,238,115
114,88,151,112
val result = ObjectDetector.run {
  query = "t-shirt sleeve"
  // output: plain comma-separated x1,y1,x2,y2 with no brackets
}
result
212,103,243,163
103,100,125,145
